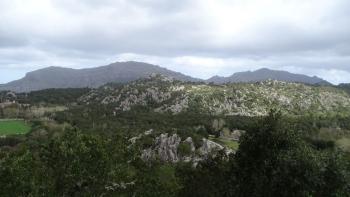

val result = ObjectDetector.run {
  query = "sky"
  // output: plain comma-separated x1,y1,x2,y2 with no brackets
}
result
0,0,350,84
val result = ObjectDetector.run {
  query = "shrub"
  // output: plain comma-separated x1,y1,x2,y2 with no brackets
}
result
178,143,192,156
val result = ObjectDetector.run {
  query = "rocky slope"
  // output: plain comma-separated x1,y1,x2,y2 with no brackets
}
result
80,75,350,116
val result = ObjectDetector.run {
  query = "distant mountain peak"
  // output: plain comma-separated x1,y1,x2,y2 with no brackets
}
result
206,68,330,85
256,68,270,71
0,61,200,92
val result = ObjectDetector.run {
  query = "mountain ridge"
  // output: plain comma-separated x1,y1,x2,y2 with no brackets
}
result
206,68,330,85
0,61,200,92
0,62,331,92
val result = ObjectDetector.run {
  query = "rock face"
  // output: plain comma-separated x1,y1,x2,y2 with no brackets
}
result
141,133,227,163
142,133,182,162
156,133,181,162
198,139,224,156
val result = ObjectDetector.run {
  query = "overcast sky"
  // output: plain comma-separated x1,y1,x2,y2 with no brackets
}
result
0,0,349,84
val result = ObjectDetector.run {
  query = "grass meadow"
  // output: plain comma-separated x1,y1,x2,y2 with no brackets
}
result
0,119,31,136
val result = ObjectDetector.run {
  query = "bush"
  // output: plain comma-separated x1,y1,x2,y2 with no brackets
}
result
141,135,154,149
178,143,192,156
0,137,23,147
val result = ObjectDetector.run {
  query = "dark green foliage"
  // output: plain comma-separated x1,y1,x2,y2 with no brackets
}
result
338,83,350,95
140,135,154,149
0,129,138,196
0,148,50,196
307,138,335,150
319,151,350,196
178,143,192,156
134,162,180,197
16,88,90,105
234,110,350,197
0,107,4,119
55,103,257,140
43,130,109,195
176,151,234,197
0,136,23,147
1,110,350,196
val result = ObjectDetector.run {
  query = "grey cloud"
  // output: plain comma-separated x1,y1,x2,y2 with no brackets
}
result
0,0,349,84
0,27,28,47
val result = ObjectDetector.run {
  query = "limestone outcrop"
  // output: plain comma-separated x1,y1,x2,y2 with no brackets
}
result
140,133,229,163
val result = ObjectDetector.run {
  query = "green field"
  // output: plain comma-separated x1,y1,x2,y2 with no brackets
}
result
0,120,31,136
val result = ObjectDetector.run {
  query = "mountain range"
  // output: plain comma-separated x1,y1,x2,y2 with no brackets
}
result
0,61,331,92
206,68,329,85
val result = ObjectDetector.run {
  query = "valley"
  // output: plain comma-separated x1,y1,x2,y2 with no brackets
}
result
1,72,350,196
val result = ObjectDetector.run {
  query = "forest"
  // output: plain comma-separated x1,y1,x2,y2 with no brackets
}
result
0,88,349,196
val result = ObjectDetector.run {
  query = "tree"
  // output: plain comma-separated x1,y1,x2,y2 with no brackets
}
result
234,110,350,197
0,148,51,196
134,161,181,197
0,107,4,118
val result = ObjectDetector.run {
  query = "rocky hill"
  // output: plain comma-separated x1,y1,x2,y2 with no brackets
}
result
206,68,330,85
80,75,350,116
0,61,199,92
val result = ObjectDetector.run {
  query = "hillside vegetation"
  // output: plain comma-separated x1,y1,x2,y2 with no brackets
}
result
81,75,350,116
1,76,350,196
